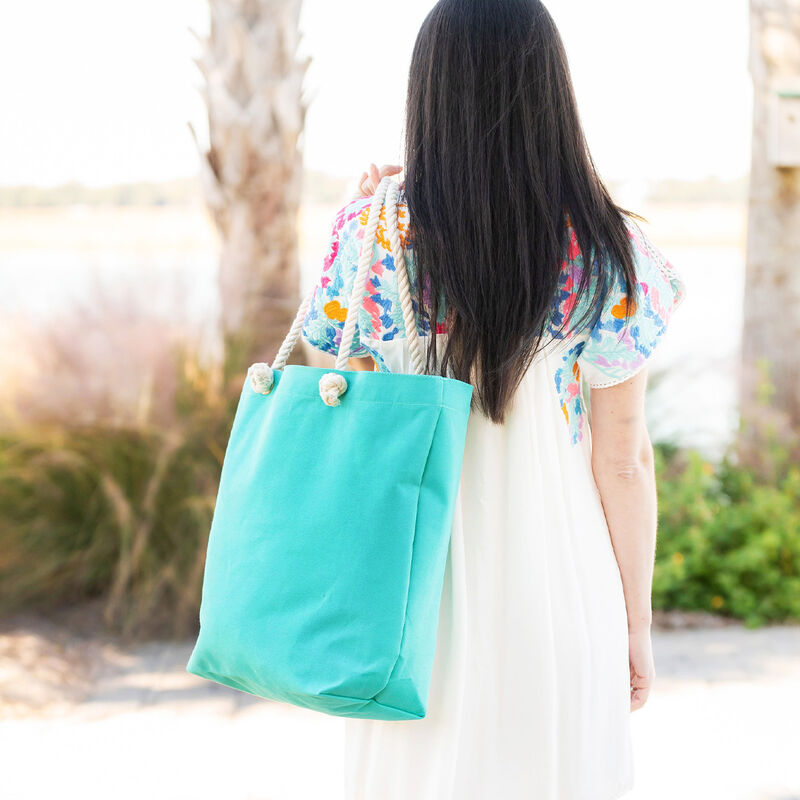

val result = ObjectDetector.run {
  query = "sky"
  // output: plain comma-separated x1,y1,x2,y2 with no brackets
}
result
0,0,751,187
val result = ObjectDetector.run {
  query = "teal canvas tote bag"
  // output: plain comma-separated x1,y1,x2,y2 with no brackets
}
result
186,176,473,721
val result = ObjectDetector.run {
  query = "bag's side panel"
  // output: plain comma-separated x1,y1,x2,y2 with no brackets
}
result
187,367,443,716
375,381,473,716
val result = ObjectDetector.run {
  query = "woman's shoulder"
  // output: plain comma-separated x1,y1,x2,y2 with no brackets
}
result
621,216,686,311
301,193,428,369
325,195,372,245
328,194,411,243
554,213,686,331
565,213,687,387
323,193,413,278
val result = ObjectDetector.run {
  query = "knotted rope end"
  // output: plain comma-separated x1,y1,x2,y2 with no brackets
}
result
249,362,275,395
319,372,348,407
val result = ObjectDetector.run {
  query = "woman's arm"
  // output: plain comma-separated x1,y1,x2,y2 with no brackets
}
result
588,368,657,711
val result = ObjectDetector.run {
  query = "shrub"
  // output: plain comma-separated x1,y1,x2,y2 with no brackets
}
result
2,344,798,635
653,413,800,627
0,348,233,638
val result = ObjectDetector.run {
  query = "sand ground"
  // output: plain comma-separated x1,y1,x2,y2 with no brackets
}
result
1,616,798,800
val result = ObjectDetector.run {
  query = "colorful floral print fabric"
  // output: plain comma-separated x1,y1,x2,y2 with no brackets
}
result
550,216,687,442
301,195,686,444
300,193,446,373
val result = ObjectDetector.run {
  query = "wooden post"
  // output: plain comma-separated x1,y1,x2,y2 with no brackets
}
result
743,0,800,426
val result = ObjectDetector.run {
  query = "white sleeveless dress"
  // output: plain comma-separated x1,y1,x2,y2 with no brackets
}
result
300,195,686,800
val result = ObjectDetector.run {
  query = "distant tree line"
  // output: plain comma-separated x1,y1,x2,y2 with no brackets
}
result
0,177,205,208
643,175,749,204
0,172,748,209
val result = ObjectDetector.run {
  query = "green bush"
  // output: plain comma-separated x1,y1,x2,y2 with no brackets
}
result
0,350,233,638
653,426,800,627
2,345,799,636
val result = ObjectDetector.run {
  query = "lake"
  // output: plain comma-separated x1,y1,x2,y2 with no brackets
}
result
0,202,746,456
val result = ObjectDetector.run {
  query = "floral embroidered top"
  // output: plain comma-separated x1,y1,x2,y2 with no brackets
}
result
301,192,686,445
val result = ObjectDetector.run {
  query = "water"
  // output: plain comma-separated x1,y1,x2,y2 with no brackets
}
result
0,207,744,456
643,244,744,456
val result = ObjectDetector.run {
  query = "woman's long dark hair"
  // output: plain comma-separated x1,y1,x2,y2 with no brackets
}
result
403,0,642,423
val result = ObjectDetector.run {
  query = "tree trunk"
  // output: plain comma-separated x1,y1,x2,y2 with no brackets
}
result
195,0,310,381
743,0,800,425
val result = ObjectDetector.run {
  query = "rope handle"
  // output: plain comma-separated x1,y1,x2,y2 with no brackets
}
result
269,175,425,375
334,176,391,370
384,179,425,375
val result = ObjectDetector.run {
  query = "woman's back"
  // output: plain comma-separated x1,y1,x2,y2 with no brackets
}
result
300,189,685,799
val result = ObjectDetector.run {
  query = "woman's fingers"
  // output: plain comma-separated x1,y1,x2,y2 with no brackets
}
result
368,162,381,189
630,676,652,711
354,171,372,199
357,163,403,197
628,629,655,712
378,163,403,178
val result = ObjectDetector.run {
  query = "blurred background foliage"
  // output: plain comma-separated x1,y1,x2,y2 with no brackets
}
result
654,446,800,628
0,348,236,638
653,376,800,628
1,353,798,638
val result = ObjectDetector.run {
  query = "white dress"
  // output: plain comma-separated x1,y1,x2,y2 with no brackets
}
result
342,337,635,800
300,195,686,800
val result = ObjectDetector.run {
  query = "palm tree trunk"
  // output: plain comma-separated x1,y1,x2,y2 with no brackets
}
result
195,0,310,381
743,0,800,425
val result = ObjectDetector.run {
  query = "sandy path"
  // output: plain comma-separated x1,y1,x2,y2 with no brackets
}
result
1,621,798,800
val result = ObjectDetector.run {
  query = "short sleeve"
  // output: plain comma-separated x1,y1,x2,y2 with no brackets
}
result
300,198,374,360
576,219,687,388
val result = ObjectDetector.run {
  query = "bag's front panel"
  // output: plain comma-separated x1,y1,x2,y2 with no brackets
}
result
189,366,446,712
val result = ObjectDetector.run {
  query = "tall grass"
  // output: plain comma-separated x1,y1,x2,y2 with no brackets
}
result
0,347,234,638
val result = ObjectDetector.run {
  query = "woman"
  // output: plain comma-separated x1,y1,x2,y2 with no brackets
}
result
301,1,686,798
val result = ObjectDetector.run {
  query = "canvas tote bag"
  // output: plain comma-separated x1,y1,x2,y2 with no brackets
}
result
186,176,473,720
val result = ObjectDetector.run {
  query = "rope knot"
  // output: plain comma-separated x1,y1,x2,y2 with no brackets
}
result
248,362,275,395
319,372,348,406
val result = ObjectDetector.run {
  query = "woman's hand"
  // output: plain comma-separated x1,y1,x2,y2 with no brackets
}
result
356,163,404,197
628,626,655,711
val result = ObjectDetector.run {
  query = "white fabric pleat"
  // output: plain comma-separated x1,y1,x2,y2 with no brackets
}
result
344,337,635,800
